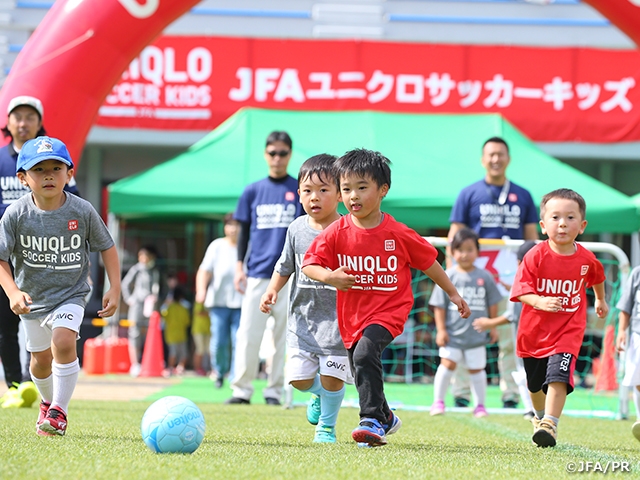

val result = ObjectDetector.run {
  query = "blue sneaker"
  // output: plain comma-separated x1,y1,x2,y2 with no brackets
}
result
306,394,321,425
313,424,336,443
384,411,402,435
351,418,387,447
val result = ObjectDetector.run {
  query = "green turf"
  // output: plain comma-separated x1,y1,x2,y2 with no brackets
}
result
1,399,638,480
149,377,621,418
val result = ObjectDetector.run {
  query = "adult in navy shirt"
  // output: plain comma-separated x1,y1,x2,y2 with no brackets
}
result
0,96,80,403
226,131,303,405
447,136,538,410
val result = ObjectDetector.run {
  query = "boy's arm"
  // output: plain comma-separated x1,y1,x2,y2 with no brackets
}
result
98,246,121,318
302,264,355,292
259,272,291,314
0,259,31,315
517,294,562,312
473,314,509,332
592,281,609,319
433,306,449,347
617,311,630,353
423,261,470,318
195,268,212,305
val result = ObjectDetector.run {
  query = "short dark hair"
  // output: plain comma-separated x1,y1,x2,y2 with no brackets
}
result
265,131,292,149
451,227,479,252
298,154,338,188
139,245,158,258
483,136,509,154
1,125,47,140
223,212,236,225
540,188,586,220
335,148,391,189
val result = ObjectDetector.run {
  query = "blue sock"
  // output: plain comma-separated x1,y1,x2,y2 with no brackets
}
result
319,385,345,428
302,374,323,396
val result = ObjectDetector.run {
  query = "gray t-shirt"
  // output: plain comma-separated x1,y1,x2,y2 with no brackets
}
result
616,265,640,335
0,192,114,320
429,267,503,349
274,215,345,355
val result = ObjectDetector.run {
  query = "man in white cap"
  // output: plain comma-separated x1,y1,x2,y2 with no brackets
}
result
0,96,78,408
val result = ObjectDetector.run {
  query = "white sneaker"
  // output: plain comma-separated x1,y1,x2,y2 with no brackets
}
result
129,363,141,377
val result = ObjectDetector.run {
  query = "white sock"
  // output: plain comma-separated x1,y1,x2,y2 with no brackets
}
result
634,387,640,420
470,370,487,407
31,371,53,404
433,364,454,403
51,359,80,413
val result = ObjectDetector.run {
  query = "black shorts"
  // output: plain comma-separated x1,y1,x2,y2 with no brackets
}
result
523,353,576,395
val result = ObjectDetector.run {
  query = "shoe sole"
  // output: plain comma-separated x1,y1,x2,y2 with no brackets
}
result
632,422,640,441
351,429,387,447
532,429,556,448
38,421,65,436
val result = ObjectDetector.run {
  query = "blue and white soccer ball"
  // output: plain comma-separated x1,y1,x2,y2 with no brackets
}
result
140,396,206,454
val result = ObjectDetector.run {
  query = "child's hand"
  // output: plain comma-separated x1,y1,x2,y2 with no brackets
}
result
472,317,491,332
98,288,119,318
327,266,356,291
450,294,470,318
595,299,609,319
535,296,563,312
9,291,31,315
616,330,628,353
234,269,247,294
260,290,278,314
435,330,449,347
489,327,499,344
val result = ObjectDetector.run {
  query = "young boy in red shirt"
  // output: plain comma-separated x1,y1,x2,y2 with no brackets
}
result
511,188,608,448
302,148,470,447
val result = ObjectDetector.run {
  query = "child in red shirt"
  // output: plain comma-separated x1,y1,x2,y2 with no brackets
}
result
302,148,470,447
511,188,608,448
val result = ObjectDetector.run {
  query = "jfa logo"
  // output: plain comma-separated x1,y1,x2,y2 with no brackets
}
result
385,240,395,251
68,220,78,230
581,265,589,275
285,191,295,201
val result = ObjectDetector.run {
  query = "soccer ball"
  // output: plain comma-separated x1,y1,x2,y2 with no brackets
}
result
140,396,206,454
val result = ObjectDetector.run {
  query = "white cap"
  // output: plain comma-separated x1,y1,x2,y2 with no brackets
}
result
7,96,43,119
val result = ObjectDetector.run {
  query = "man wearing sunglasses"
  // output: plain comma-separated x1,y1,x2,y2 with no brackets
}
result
227,131,304,406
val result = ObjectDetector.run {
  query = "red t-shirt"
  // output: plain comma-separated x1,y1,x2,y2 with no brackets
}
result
302,214,438,349
510,241,605,358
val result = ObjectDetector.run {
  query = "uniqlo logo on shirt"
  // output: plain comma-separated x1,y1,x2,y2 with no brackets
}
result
581,265,589,275
285,191,295,201
68,220,78,230
385,240,395,251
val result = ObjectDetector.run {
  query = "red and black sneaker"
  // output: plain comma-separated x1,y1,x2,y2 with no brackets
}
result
36,401,53,437
38,406,67,436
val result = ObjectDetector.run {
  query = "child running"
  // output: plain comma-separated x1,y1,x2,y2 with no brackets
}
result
302,148,470,447
260,154,347,443
615,263,640,442
511,188,608,447
0,136,120,436
429,227,502,418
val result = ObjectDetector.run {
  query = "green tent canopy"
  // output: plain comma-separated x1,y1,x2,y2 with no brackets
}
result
108,108,640,234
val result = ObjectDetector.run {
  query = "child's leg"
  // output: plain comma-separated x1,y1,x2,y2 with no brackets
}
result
50,327,80,414
530,390,546,418
466,346,488,409
30,349,54,403
433,359,456,403
318,374,345,428
544,382,567,422
469,369,487,407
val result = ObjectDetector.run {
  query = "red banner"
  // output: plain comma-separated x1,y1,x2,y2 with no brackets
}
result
97,36,640,143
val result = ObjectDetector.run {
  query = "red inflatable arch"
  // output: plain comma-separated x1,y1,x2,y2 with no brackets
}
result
0,0,637,167
0,0,199,166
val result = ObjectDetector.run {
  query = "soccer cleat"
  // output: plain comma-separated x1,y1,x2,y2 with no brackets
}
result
351,418,387,447
18,381,39,408
532,419,557,448
632,421,640,442
306,394,321,425
473,405,488,418
38,407,68,436
430,400,445,416
384,411,402,435
36,401,54,437
225,396,250,405
313,424,336,443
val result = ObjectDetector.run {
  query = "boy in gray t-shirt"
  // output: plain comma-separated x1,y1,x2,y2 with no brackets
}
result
0,136,121,437
259,154,350,444
429,228,502,417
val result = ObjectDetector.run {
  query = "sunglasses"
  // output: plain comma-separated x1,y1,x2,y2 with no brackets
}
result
266,150,291,157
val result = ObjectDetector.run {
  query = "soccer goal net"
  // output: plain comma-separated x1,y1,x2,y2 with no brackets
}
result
381,237,630,419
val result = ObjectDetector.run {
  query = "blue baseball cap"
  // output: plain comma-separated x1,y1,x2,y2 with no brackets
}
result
17,136,74,173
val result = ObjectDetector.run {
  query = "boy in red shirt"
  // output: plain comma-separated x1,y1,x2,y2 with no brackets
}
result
511,188,608,448
302,148,470,447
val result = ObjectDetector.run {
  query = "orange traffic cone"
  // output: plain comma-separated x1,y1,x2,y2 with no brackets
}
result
595,324,619,392
139,311,165,377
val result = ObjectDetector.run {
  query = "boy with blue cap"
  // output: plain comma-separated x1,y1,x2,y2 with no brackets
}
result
0,136,121,436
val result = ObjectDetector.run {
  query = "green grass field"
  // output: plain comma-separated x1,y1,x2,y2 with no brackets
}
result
1,378,638,479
